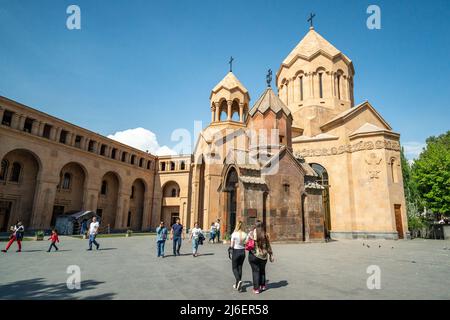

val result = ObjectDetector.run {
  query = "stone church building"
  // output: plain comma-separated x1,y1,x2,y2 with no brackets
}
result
0,26,407,240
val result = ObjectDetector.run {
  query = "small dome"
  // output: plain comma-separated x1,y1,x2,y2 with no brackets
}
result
210,72,249,100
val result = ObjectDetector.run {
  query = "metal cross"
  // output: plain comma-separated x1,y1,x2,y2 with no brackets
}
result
266,69,272,87
229,56,234,72
308,13,316,28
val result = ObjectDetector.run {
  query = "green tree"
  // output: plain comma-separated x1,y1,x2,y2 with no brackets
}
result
411,131,450,216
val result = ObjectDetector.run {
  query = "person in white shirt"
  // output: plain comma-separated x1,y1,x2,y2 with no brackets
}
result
87,216,100,251
189,222,203,257
214,219,221,243
230,221,247,291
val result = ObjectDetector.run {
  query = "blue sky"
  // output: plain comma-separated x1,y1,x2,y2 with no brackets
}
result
0,0,449,158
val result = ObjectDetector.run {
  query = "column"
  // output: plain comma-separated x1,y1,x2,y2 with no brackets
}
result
31,120,40,135
30,179,58,229
309,72,314,98
141,194,152,231
66,132,73,146
239,103,244,122
215,102,220,122
83,187,99,212
0,107,4,123
38,122,45,136
11,113,20,129
54,127,62,142
330,72,335,97
227,100,232,121
49,126,57,140
116,193,131,229
211,106,215,123
18,115,26,131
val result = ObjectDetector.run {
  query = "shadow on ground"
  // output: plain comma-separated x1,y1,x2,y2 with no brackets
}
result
0,278,116,300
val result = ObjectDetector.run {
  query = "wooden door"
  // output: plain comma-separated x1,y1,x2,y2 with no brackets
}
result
394,204,404,239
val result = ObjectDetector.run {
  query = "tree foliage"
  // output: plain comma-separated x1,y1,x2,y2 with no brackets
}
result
411,131,450,215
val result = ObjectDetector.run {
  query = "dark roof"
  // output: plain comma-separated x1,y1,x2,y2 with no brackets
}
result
248,87,291,118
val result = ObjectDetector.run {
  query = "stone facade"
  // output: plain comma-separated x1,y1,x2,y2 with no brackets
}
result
0,25,407,241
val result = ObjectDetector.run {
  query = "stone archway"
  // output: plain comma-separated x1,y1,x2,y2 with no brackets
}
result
311,163,331,239
0,149,41,230
128,178,145,231
97,171,120,228
161,181,181,227
224,167,238,235
52,162,87,226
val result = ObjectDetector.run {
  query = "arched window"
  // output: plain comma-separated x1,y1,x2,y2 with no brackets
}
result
139,158,143,168
337,74,341,100
131,155,136,165
390,158,398,183
311,163,329,186
147,160,151,170
101,180,107,195
180,161,185,170
161,162,166,171
171,188,177,197
170,161,175,171
10,162,22,182
318,73,323,99
62,172,71,189
299,76,304,101
0,160,9,181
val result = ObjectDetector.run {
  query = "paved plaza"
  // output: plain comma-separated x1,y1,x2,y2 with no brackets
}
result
0,236,449,300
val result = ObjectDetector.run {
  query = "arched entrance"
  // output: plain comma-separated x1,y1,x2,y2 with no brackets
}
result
161,181,181,227
97,171,120,228
224,167,238,235
311,163,331,239
52,162,87,226
0,149,40,230
129,179,145,231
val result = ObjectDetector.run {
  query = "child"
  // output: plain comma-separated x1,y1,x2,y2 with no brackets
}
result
47,229,60,252
209,222,216,243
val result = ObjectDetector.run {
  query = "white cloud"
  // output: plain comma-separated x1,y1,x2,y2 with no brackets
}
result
107,127,177,156
402,141,425,160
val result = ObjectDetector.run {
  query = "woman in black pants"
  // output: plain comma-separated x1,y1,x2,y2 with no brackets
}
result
230,221,247,291
247,220,274,294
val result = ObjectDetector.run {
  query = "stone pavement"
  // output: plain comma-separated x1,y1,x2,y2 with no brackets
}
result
0,236,449,300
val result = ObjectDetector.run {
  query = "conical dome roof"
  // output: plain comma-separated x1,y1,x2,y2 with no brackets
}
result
282,27,351,66
210,72,249,99
249,87,291,118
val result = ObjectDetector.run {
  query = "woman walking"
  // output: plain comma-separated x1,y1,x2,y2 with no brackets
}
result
189,222,203,257
246,220,274,294
230,221,247,291
209,222,216,243
156,221,168,258
2,221,24,253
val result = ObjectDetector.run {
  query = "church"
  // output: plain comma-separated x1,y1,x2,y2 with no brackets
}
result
0,25,408,241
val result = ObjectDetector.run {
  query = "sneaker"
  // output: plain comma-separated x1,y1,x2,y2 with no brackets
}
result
87,248,92,251
96,243,100,250
16,250,21,253
1,250,7,253
253,289,260,294
237,281,242,291
260,285,267,292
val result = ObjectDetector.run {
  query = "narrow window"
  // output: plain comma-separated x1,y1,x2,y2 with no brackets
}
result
337,75,341,100
111,148,117,159
43,124,52,139
131,155,136,165
131,186,135,199
180,161,185,170
121,152,127,162
147,160,151,170
0,160,9,180
1,110,13,127
62,172,71,189
100,144,106,156
319,73,323,99
391,159,398,183
88,140,95,152
139,158,143,168
23,118,34,133
74,135,82,148
10,162,21,182
170,161,175,171
127,211,132,228
161,162,166,171
101,181,107,195
299,76,304,101
171,188,177,197
59,130,68,144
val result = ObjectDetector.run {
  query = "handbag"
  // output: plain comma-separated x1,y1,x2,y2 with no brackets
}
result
245,238,255,251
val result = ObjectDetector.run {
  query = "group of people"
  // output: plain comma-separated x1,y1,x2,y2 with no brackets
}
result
156,218,274,294
1,216,101,253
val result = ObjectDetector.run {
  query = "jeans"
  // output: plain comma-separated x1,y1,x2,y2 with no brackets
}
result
248,251,267,290
192,238,199,254
157,240,166,257
173,236,182,255
48,242,58,252
216,231,221,243
232,249,246,285
209,232,216,242
89,234,99,250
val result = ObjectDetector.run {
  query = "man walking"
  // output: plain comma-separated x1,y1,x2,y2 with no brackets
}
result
170,218,184,256
87,216,100,251
214,219,221,243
